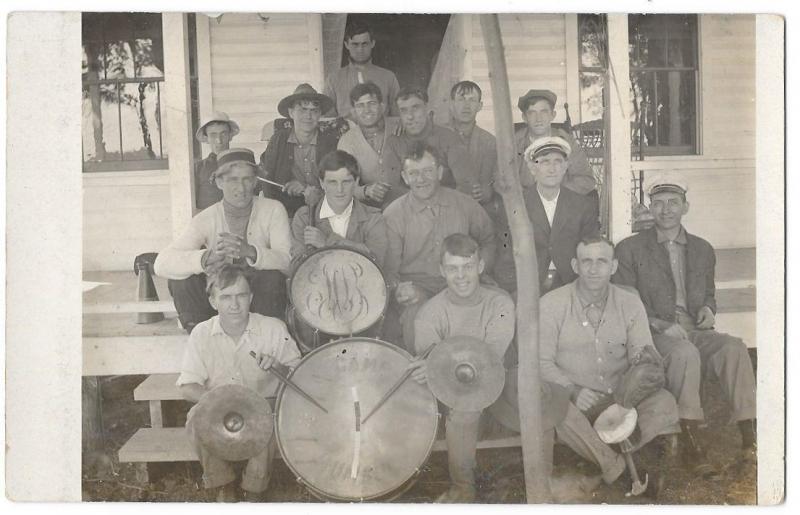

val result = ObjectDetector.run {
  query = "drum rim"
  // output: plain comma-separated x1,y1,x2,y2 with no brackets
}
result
274,337,440,502
287,246,389,337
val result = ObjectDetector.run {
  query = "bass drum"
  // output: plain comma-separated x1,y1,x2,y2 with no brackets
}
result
286,247,388,354
275,338,439,501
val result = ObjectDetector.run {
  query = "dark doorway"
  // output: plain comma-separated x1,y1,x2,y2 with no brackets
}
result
342,14,450,91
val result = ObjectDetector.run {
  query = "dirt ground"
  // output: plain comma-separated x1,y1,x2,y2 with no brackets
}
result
82,352,757,505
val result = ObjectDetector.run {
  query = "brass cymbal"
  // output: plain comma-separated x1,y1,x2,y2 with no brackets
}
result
426,336,505,411
193,384,273,461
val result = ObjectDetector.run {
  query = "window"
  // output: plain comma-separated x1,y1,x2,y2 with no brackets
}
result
82,13,167,172
629,14,699,156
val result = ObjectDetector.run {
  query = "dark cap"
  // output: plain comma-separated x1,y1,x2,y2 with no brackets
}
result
213,148,258,179
518,89,557,111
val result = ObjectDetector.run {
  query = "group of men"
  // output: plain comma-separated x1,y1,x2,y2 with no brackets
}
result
151,21,756,503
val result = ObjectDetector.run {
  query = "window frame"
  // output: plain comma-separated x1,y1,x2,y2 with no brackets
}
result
628,14,701,157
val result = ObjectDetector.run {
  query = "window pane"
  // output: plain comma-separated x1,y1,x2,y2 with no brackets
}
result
629,15,667,68
134,38,164,78
579,14,607,69
666,16,697,68
655,70,696,147
82,82,122,163
579,71,605,124
118,81,165,160
630,71,656,149
104,41,135,79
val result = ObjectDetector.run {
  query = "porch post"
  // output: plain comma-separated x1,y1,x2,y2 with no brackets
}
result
308,14,325,91
605,15,633,243
163,13,196,238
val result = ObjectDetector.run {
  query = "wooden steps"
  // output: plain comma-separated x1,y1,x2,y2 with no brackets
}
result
117,427,521,464
135,373,182,401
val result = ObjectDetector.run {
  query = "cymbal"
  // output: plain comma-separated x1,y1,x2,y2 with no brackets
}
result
193,384,273,461
426,336,505,411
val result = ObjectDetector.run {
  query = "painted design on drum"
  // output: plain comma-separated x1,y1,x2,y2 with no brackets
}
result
305,257,369,328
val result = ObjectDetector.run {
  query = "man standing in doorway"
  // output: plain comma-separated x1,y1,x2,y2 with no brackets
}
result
323,21,400,120
194,112,240,211
515,89,597,198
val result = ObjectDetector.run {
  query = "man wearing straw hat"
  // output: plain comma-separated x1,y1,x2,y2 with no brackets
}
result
194,111,240,211
155,148,292,333
259,83,339,218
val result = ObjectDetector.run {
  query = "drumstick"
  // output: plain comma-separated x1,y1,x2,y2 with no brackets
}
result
249,351,328,413
255,176,286,190
360,343,437,425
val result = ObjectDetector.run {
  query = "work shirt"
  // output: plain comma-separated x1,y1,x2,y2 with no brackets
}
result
383,187,496,292
288,131,319,187
446,121,497,205
176,313,302,398
539,282,657,395
338,117,401,205
656,226,689,312
318,198,353,238
323,61,401,119
414,285,515,360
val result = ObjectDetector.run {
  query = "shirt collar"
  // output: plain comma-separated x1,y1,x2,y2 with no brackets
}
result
537,187,560,204
319,197,354,220
288,130,318,145
209,314,260,337
656,225,687,245
407,187,450,213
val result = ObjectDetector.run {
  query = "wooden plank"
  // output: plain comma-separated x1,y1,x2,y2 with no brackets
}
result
118,428,197,463
83,336,187,376
715,312,756,349
83,301,176,315
149,401,164,429
432,436,521,453
82,314,183,338
135,374,183,401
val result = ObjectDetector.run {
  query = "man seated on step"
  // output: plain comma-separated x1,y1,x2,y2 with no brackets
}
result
540,236,680,496
155,148,292,333
178,264,301,502
382,142,496,352
289,149,388,268
337,81,400,208
613,172,757,475
493,136,599,295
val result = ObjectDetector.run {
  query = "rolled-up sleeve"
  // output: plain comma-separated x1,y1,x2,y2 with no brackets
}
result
154,217,208,280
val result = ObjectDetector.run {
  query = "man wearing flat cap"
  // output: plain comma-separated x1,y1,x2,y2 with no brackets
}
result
515,89,597,198
614,172,757,476
493,136,599,295
194,112,240,211
155,148,292,333
259,84,340,218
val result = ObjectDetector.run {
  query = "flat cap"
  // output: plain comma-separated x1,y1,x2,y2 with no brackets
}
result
524,136,571,162
645,171,689,196
213,148,258,179
518,89,557,111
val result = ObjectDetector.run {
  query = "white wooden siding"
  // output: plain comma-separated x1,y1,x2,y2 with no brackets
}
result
208,13,320,155
83,172,173,271
469,14,569,135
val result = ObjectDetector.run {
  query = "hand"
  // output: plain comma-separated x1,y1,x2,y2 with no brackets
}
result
407,357,428,384
395,281,422,306
216,232,256,261
255,352,277,371
284,180,306,196
663,323,689,340
303,226,327,248
575,388,604,412
303,185,324,206
365,182,391,202
696,306,716,330
471,182,487,203
202,248,228,274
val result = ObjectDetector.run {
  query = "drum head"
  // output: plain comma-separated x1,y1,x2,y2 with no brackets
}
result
275,338,439,501
290,248,387,336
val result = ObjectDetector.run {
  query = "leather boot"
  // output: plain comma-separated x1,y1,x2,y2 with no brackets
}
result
679,420,719,479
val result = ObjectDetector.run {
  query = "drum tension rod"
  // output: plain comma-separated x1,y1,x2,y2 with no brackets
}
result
249,351,328,413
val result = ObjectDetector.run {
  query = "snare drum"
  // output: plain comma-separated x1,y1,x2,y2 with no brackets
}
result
275,337,439,501
286,247,388,353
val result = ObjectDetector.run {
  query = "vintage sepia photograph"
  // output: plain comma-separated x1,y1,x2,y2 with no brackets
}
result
4,7,784,506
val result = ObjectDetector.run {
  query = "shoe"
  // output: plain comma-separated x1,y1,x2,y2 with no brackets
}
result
679,423,721,480
214,483,240,502
436,485,477,503
242,489,268,502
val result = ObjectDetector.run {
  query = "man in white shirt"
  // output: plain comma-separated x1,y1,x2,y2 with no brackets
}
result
493,137,599,294
155,149,292,333
289,150,388,268
179,265,302,502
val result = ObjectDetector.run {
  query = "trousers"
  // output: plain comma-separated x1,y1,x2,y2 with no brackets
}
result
168,269,287,332
555,389,679,484
185,403,277,493
653,312,756,423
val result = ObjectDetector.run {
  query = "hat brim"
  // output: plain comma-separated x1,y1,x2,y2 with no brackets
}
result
278,93,334,118
518,92,557,112
195,120,241,143
648,184,686,196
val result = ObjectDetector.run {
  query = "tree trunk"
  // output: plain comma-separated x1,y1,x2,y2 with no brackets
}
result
479,14,548,503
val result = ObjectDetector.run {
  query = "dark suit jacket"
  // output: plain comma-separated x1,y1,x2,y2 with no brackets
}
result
493,186,600,291
613,226,717,322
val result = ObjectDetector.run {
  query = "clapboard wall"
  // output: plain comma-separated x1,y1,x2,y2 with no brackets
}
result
206,13,323,155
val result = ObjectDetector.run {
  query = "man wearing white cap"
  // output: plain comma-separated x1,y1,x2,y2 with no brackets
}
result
194,112,240,210
493,136,599,295
614,172,757,476
155,148,292,333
